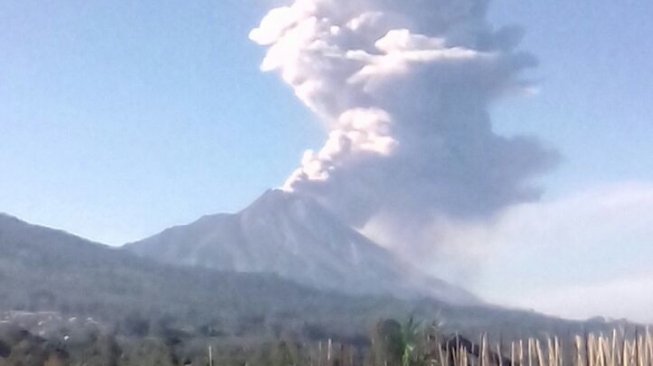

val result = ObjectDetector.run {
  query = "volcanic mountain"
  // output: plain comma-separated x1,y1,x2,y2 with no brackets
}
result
0,208,642,345
125,189,478,304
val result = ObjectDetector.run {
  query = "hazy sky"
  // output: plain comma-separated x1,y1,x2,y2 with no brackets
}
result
1,1,652,323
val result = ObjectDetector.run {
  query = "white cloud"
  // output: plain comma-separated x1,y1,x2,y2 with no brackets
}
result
448,182,653,324
251,0,652,324
251,0,556,232
509,273,653,324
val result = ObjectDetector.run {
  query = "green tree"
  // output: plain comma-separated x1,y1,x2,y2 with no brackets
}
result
370,317,429,366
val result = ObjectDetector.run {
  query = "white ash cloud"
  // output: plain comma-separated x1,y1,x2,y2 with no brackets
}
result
470,183,653,322
251,0,557,260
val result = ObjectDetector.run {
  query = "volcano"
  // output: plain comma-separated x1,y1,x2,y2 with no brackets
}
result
125,189,478,304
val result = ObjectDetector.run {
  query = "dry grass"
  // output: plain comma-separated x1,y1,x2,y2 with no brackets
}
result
300,328,653,366
433,329,653,366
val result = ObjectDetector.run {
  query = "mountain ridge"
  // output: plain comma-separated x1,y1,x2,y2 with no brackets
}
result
125,189,478,304
0,209,647,342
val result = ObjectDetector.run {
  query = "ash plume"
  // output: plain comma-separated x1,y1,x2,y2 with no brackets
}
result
250,0,557,270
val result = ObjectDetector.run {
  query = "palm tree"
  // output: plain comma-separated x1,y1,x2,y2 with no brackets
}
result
400,316,424,366
372,317,427,366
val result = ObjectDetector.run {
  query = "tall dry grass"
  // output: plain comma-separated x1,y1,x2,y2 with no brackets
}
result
433,329,653,366
301,328,653,366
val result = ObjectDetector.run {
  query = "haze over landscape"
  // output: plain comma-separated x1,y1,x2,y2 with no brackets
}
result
1,0,653,328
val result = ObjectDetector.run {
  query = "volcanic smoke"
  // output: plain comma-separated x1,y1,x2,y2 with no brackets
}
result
251,0,557,272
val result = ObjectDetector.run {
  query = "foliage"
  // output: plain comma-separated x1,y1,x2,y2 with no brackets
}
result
1,316,650,366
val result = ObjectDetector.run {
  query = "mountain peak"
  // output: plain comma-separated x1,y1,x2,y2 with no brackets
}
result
242,189,325,215
126,189,479,304
242,189,296,212
239,189,345,234
248,188,291,204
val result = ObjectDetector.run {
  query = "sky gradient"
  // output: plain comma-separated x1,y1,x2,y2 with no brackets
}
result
1,0,652,322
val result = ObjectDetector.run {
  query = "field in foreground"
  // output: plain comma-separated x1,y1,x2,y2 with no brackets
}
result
0,313,650,366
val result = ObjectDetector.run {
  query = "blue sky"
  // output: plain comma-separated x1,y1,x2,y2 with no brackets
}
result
489,1,653,196
0,0,322,242
1,1,652,322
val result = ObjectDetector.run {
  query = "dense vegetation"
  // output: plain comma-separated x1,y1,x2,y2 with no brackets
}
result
0,314,650,366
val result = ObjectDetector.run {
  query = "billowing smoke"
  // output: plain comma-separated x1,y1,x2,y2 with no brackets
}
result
251,0,557,272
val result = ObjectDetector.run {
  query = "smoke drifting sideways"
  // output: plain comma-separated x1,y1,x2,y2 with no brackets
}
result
251,0,558,274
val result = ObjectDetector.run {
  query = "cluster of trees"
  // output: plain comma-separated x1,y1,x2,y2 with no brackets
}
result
0,316,444,366
1,309,649,366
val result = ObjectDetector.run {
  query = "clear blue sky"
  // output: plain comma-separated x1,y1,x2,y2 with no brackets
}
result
0,0,322,243
1,1,652,321
489,1,653,196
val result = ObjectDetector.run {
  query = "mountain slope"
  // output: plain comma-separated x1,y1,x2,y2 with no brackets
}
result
0,212,365,334
0,213,643,343
125,189,477,304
